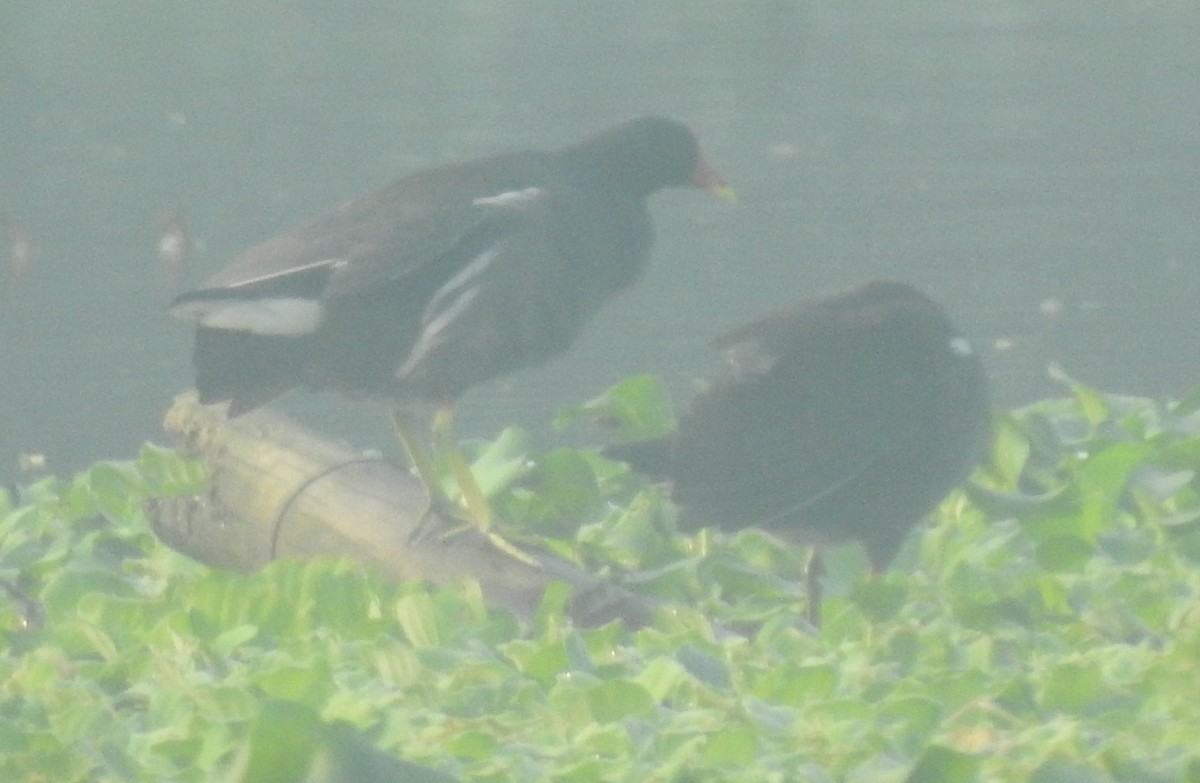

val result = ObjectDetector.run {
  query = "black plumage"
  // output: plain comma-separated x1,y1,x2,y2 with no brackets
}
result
169,117,727,412
168,117,726,553
607,279,991,571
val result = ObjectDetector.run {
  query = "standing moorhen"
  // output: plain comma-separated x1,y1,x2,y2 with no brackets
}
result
606,280,991,613
169,117,729,555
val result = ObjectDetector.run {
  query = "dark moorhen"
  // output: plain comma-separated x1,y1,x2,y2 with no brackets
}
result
169,117,729,553
607,280,991,611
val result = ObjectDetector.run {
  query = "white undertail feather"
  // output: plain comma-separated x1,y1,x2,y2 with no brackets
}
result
169,297,325,336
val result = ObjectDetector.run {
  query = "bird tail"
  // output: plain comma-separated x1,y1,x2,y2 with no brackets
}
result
193,327,307,415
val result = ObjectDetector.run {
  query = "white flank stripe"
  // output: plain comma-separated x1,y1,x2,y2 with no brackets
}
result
171,297,324,335
398,286,480,379
472,187,542,209
426,245,503,315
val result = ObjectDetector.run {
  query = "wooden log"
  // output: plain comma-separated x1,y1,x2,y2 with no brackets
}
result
149,393,658,628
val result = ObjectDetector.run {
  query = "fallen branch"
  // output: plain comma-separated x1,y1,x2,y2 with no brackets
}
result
149,393,658,628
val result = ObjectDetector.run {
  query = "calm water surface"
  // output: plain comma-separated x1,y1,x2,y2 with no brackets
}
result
1,1,1197,483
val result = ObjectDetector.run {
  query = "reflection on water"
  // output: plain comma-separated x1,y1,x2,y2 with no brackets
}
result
1,1,1198,483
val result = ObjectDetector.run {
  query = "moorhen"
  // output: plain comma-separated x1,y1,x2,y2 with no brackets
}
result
607,280,991,605
169,117,729,554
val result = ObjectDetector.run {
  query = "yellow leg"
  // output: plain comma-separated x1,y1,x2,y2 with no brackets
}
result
391,404,444,543
391,405,442,500
431,404,493,531
431,404,538,566
393,402,537,567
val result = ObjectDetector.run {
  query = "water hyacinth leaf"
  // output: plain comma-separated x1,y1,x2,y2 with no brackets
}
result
1028,759,1116,783
817,543,870,599
225,700,459,783
1170,384,1200,417
1128,465,1195,504
547,680,594,732
182,569,295,638
555,374,676,441
964,481,1077,524
509,448,604,530
1173,526,1200,565
211,623,259,656
11,376,1200,781
1034,535,1095,572
902,744,980,783
464,426,531,498
0,715,35,755
534,579,571,632
583,490,681,569
1154,436,1200,478
1096,525,1156,566
40,566,136,618
585,679,655,722
81,461,142,521
1077,442,1151,536
393,591,439,648
849,578,908,623
136,443,209,496
1019,404,1089,457
700,722,759,766
878,695,943,738
502,637,569,685
1048,364,1110,428
254,659,330,704
983,412,1032,489
674,644,731,689
635,655,688,702
445,730,498,760
752,661,838,706
1038,660,1106,714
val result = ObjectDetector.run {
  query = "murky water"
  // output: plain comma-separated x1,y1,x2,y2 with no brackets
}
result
2,1,1198,483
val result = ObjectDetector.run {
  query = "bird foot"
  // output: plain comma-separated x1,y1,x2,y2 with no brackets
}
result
438,518,542,569
405,495,541,568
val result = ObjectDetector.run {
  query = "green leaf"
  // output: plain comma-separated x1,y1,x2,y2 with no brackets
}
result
1028,759,1115,783
503,638,568,685
1039,660,1105,714
465,426,532,498
752,662,838,706
211,623,259,656
982,412,1032,490
136,443,209,496
393,591,439,648
903,744,980,783
1169,384,1200,416
444,730,498,761
850,578,908,623
635,656,688,702
82,461,142,521
1035,535,1095,572
224,700,460,783
1048,364,1109,427
510,448,603,529
555,374,676,441
701,722,760,766
11,381,1200,783
585,680,655,722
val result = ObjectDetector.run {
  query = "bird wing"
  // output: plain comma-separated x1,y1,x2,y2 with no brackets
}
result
391,186,589,390
167,157,546,337
674,316,929,523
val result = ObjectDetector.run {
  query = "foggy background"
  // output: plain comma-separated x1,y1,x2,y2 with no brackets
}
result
2,1,1198,485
